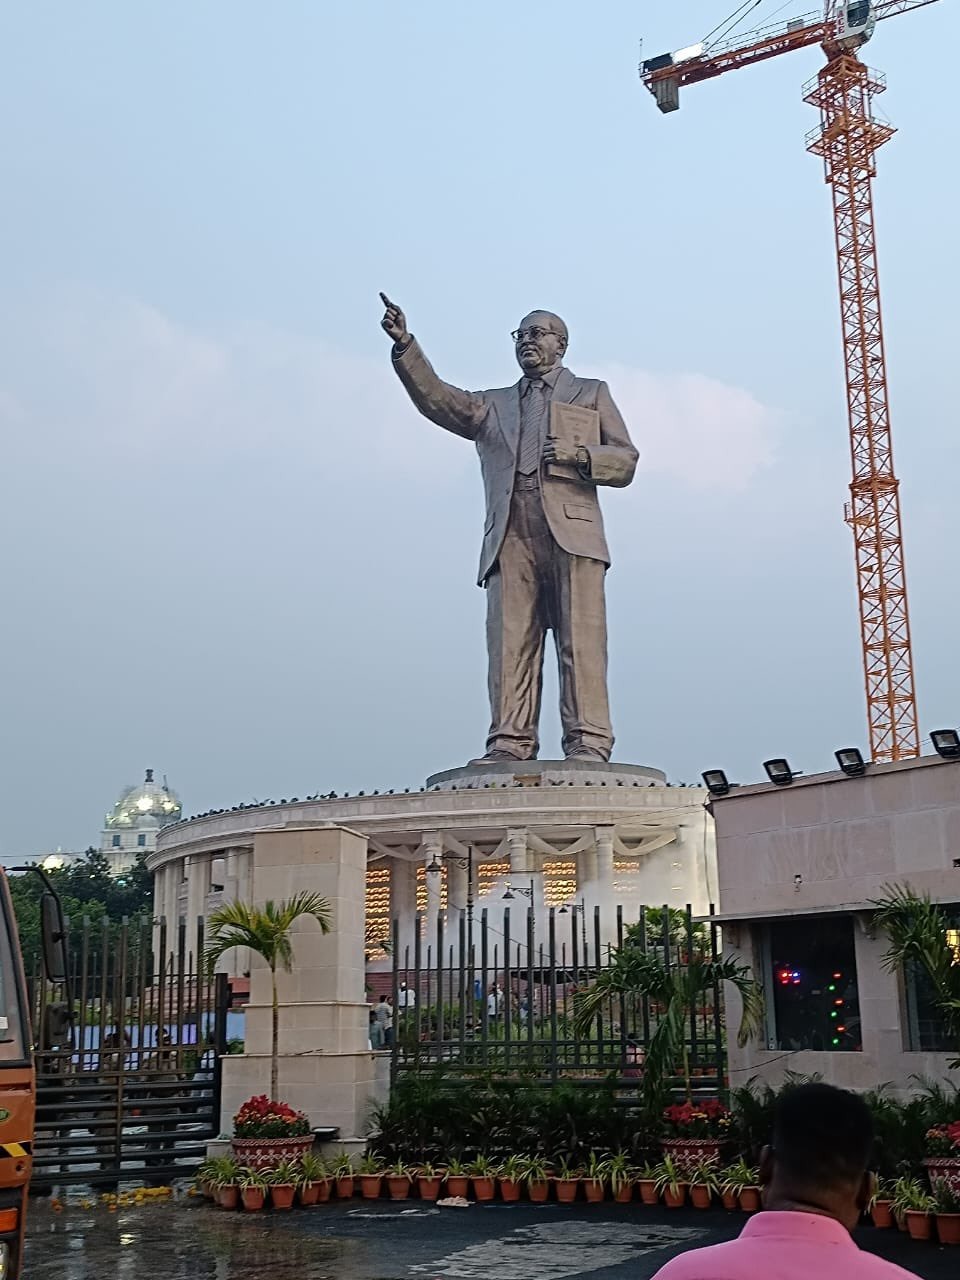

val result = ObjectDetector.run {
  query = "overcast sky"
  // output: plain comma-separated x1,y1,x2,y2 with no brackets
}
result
1,2,957,857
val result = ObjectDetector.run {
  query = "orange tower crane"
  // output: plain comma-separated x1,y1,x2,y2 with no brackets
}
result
641,1,941,763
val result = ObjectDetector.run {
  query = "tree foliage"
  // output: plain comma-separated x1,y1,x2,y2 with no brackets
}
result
8,848,154,966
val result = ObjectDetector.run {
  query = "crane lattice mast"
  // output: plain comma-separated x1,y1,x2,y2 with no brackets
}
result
641,0,938,762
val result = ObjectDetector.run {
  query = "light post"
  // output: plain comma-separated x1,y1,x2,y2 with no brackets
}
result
559,898,589,971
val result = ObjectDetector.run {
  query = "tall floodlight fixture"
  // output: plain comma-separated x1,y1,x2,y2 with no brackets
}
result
701,769,731,797
835,748,867,777
763,758,796,787
930,729,960,759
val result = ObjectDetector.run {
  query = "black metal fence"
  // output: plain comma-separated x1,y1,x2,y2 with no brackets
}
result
30,915,228,1188
390,902,725,1090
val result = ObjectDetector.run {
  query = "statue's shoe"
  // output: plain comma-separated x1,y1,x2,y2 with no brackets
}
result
467,750,528,765
564,748,609,762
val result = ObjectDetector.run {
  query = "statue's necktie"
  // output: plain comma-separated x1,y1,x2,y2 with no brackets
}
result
517,379,547,476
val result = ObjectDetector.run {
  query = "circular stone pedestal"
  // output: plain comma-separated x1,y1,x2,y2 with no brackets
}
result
425,759,666,791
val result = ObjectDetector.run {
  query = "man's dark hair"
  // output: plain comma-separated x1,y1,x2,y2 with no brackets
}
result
772,1083,873,1189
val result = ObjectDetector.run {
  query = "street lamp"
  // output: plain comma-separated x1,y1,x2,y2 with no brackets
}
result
426,848,475,956
558,897,589,963
501,881,534,901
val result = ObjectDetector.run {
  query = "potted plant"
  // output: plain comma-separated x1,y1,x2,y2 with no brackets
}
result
869,1178,894,1229
523,1155,551,1203
384,1159,413,1200
298,1153,328,1206
891,1177,935,1241
718,1161,746,1211
636,1160,659,1206
229,1095,314,1170
553,1155,582,1204
923,1122,960,1199
467,1155,496,1202
687,1158,719,1209
266,1160,300,1211
208,1156,240,1210
498,1155,526,1203
602,1152,635,1204
445,1157,470,1199
660,1100,730,1165
239,1167,268,1213
416,1161,443,1202
358,1154,385,1200
331,1152,355,1198
195,1157,218,1201
653,1155,687,1209
583,1152,608,1204
933,1178,960,1246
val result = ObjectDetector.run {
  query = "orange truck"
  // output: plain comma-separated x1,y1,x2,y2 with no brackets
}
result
0,867,69,1279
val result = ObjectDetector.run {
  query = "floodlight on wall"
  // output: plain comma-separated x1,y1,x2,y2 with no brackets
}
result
930,729,960,759
701,769,731,797
835,747,867,777
763,758,796,786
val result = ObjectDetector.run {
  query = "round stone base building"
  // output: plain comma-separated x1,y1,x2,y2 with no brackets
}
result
149,760,716,975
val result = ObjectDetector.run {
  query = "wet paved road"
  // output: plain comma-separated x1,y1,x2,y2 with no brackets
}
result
24,1193,958,1280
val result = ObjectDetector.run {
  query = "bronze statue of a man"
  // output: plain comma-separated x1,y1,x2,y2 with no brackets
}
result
381,295,638,763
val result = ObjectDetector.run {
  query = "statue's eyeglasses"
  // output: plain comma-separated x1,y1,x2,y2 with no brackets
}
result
511,326,555,343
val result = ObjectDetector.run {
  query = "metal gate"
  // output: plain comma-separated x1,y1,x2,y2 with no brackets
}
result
31,915,229,1188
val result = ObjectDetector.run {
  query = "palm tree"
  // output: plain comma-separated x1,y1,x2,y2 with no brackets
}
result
204,892,333,1099
872,884,960,1068
572,947,764,1103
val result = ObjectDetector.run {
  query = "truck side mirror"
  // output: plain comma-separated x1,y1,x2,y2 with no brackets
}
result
41,893,69,984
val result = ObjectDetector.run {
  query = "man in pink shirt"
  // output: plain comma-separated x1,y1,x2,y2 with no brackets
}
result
651,1083,920,1280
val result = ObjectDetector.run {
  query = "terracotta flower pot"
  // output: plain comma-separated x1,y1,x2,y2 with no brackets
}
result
218,1185,239,1210
499,1178,521,1202
638,1180,658,1206
528,1179,549,1203
614,1183,634,1204
690,1186,712,1209
472,1177,495,1202
870,1200,894,1229
316,1179,332,1203
895,1211,908,1232
387,1176,411,1200
905,1210,932,1242
270,1184,296,1211
335,1175,355,1199
241,1187,265,1212
924,1157,960,1198
359,1174,383,1200
936,1213,960,1246
584,1180,605,1204
445,1175,469,1198
663,1186,686,1209
298,1182,320,1207
739,1187,761,1213
554,1178,579,1204
418,1176,442,1201
661,1138,722,1165
721,1190,738,1211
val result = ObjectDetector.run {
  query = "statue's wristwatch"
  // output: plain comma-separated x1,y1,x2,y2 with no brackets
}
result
576,445,592,477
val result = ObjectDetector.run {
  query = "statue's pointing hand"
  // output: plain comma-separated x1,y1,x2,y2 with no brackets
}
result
380,292,409,345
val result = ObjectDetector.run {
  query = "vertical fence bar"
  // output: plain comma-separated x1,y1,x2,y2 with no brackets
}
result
710,905,724,1086
390,919,400,1084
525,907,535,1063
457,913,467,1051
413,914,423,1068
686,904,698,1077
503,909,512,1071
548,908,559,1085
479,909,489,1068
592,906,603,1064
435,911,444,1065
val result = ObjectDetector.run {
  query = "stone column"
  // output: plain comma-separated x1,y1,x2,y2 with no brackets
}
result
422,832,443,959
390,858,418,968
217,825,378,1144
185,855,209,968
595,826,616,955
577,841,598,913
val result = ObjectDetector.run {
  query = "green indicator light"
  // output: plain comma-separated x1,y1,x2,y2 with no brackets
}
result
830,1011,838,1018
828,984,836,992
832,1038,840,1046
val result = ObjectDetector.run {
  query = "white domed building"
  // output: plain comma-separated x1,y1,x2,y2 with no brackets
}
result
101,769,182,875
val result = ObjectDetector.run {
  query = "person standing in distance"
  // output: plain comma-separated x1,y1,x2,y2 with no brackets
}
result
650,1083,921,1280
380,294,638,764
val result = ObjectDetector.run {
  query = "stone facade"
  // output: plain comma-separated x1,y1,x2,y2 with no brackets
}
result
712,752,958,1093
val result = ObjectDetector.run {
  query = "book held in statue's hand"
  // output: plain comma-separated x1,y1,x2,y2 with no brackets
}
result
545,402,601,479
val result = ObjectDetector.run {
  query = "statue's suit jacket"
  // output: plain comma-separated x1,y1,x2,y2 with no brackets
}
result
393,339,639,585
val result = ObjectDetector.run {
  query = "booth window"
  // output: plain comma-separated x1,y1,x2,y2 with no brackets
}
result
766,916,861,1051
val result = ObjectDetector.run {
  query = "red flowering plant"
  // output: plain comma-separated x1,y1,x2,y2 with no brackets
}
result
233,1095,311,1139
662,1099,731,1139
925,1122,960,1157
